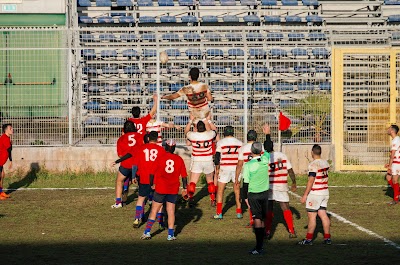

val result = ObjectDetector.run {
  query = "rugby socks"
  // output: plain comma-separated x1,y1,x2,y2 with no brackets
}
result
236,208,242,214
144,219,155,234
306,233,313,240
207,182,216,201
394,183,399,201
188,182,196,199
115,197,122,205
324,233,331,239
157,212,164,226
265,211,274,234
248,209,254,225
216,203,222,215
254,228,264,251
135,205,143,219
388,179,394,189
168,228,174,237
283,210,295,234
0,187,2,193
123,177,130,191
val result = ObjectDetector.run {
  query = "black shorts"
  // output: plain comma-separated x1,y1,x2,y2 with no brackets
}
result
248,190,269,220
153,192,178,204
0,166,3,174
138,183,152,197
119,166,132,178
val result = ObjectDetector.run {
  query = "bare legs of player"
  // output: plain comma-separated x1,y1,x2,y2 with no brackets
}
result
307,210,330,240
112,171,125,207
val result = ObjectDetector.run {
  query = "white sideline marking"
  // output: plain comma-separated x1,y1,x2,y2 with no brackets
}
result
289,191,400,250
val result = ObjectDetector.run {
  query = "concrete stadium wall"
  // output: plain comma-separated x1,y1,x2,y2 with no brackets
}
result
9,144,334,175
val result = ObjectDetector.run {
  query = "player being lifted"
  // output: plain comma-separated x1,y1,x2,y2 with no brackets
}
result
385,124,400,205
185,114,218,207
128,94,158,135
140,139,188,241
146,118,182,146
213,126,243,219
0,124,13,200
161,68,212,121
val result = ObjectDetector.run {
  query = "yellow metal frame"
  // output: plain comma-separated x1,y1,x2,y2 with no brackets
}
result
332,48,400,171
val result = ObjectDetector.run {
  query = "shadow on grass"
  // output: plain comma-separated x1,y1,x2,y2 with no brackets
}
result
222,191,236,216
7,163,40,194
175,199,203,236
269,204,301,239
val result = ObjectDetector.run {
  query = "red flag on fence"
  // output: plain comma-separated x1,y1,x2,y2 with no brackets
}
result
279,111,291,131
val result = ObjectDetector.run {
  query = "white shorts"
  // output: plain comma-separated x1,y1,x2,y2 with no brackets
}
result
218,169,240,183
391,164,400,176
306,194,329,212
190,160,214,175
268,190,289,203
190,105,210,122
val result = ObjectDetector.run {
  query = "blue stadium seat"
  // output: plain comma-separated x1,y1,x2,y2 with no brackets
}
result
126,83,141,93
141,33,156,41
208,66,227,73
84,101,101,110
96,0,112,6
267,32,284,41
79,16,93,23
261,0,277,5
285,15,302,23
83,84,100,93
120,33,137,42
223,15,240,23
302,0,318,6
143,49,157,57
231,66,245,73
99,33,116,41
236,100,251,109
85,116,102,125
294,65,311,73
139,16,156,23
246,32,263,41
169,83,183,92
228,48,245,56
102,67,119,74
106,101,123,110
392,31,400,40
83,67,97,75
249,48,266,56
179,0,194,5
264,16,280,23
270,48,287,57
280,100,297,107
218,116,234,125
291,48,308,56
384,0,400,4
319,82,331,91
200,0,216,5
251,66,269,73
104,84,121,92
220,0,236,5
288,33,304,40
122,49,139,57
107,117,125,125
258,100,275,108
226,32,242,41
254,83,272,92
181,15,198,23
273,66,289,73
244,15,260,23
124,66,141,74
119,16,135,23
82,49,96,58
166,48,181,57
233,83,245,91
117,0,133,6
171,101,188,110
282,0,298,6
147,83,157,93
297,82,314,91
210,83,228,91
174,115,189,125
205,32,222,41
160,16,177,23
98,16,113,23
138,0,153,6
80,34,94,42
306,15,323,23
308,32,327,40
214,100,231,109
202,16,218,23
162,33,179,41
241,0,257,5
207,49,224,56
184,32,201,41
101,50,117,57
276,83,294,91
185,48,202,57
78,0,91,7
312,48,329,57
111,12,126,17
388,15,400,22
316,65,331,73
158,0,175,6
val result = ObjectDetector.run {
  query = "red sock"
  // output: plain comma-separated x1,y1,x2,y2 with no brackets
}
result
265,211,274,234
306,233,313,240
324,233,331,239
188,182,196,199
236,208,242,214
283,210,295,234
216,203,222,215
388,179,394,189
207,182,216,201
394,183,399,201
249,209,254,225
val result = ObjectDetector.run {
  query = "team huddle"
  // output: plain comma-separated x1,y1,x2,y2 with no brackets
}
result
110,68,332,253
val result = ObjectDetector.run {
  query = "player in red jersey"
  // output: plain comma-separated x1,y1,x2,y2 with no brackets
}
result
185,114,218,207
111,120,144,208
161,68,212,121
0,124,13,200
128,94,158,135
140,139,188,240
132,131,166,228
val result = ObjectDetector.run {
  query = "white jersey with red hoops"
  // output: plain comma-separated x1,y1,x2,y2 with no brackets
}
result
177,82,210,120
187,130,216,162
391,136,400,164
216,137,243,171
238,142,265,163
146,120,163,146
308,159,330,196
268,151,292,192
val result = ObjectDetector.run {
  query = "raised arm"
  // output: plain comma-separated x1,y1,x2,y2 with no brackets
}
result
184,114,194,135
161,92,181,101
149,94,158,118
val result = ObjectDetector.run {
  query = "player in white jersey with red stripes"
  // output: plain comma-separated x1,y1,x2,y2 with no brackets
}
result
264,140,297,239
385,124,400,205
146,119,182,146
184,114,218,207
161,68,212,121
213,126,243,219
298,144,331,245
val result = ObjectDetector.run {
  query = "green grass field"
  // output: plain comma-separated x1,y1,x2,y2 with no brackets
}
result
1,172,399,264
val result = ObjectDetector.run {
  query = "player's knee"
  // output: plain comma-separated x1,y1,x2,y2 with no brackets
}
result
208,182,216,194
188,182,196,195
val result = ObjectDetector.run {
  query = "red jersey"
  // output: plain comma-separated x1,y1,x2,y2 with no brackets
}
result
154,152,187,194
0,134,12,166
117,132,144,168
128,114,152,135
135,143,166,184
